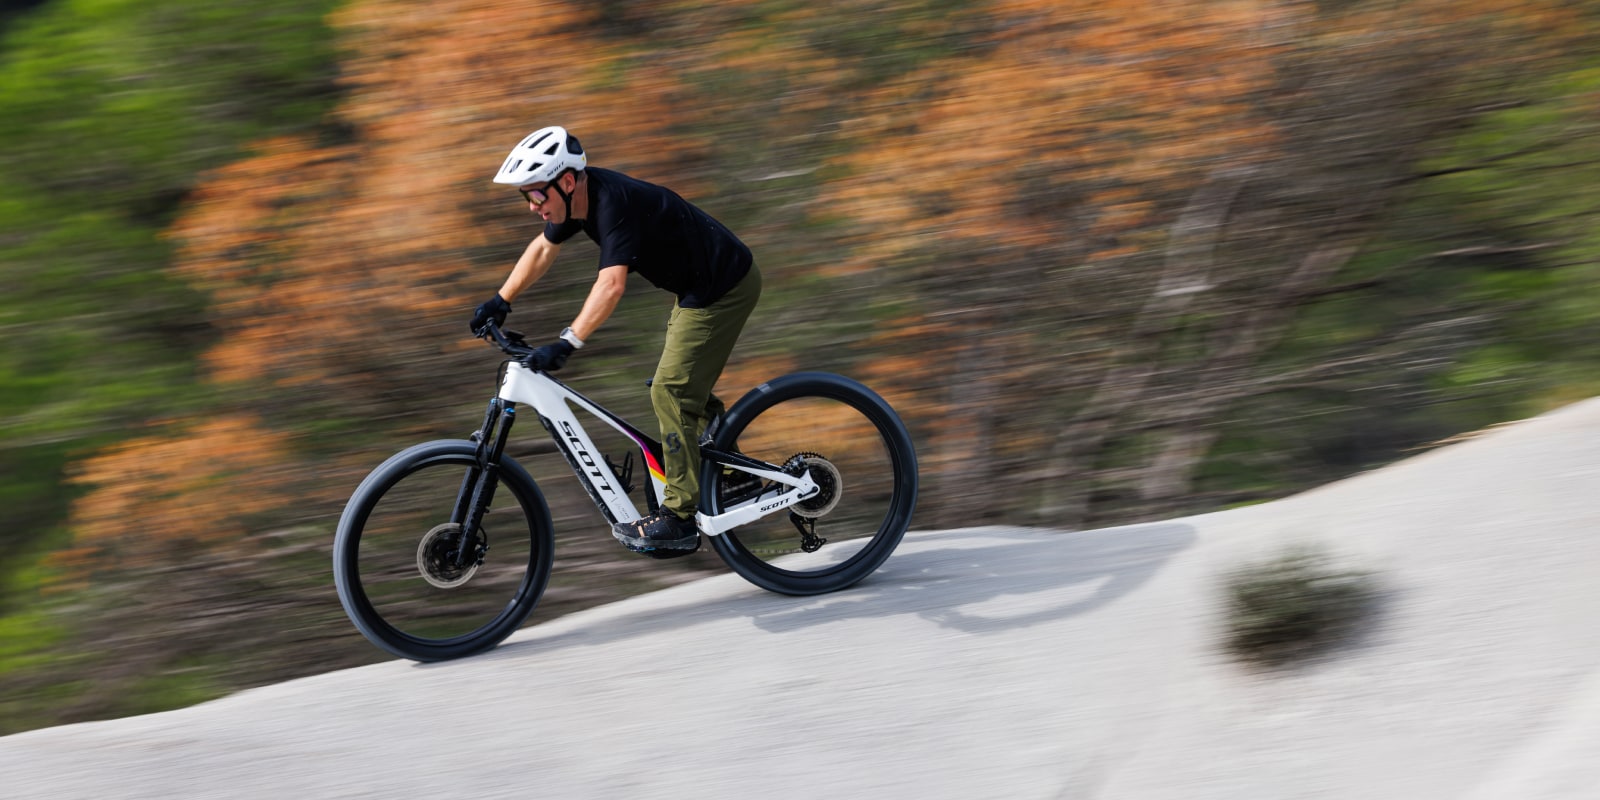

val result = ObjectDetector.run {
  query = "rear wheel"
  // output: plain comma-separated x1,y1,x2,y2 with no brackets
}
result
334,440,554,661
703,373,918,595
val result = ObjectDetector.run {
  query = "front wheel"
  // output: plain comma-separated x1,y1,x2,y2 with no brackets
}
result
703,372,918,595
334,440,555,661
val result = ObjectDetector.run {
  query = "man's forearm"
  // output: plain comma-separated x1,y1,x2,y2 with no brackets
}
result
498,237,557,302
570,266,628,341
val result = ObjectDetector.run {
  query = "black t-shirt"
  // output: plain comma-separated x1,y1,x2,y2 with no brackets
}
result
543,167,753,308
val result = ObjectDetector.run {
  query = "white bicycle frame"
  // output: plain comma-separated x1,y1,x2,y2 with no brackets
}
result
497,362,820,536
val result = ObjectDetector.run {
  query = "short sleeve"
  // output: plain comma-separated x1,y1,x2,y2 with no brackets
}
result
593,202,640,271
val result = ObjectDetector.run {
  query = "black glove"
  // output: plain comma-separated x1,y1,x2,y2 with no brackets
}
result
524,340,575,372
470,293,511,335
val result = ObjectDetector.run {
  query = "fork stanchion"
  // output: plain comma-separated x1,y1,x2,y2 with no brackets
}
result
456,403,516,567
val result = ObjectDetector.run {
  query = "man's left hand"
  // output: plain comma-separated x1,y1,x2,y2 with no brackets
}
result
524,340,575,372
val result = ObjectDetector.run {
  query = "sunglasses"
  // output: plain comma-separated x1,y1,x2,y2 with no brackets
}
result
518,186,550,207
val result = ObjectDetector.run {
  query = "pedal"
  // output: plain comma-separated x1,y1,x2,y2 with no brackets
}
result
621,537,701,559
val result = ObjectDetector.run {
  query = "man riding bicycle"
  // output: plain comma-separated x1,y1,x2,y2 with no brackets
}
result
469,126,761,554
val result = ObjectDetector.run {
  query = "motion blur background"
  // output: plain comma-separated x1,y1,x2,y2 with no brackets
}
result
3,0,1600,733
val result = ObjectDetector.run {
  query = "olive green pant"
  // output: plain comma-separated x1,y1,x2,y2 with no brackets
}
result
652,265,761,519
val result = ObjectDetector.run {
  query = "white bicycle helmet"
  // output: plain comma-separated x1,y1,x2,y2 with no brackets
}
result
493,126,587,186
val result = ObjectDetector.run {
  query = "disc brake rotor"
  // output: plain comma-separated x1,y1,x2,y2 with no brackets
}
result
416,522,481,589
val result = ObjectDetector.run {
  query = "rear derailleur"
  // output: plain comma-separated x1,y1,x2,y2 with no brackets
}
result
789,512,827,553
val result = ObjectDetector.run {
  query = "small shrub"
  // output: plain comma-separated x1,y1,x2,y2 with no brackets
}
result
1222,546,1379,667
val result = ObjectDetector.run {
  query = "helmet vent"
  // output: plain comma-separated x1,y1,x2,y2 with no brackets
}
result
493,125,585,185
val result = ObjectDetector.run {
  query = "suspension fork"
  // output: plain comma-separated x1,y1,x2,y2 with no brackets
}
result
450,398,516,566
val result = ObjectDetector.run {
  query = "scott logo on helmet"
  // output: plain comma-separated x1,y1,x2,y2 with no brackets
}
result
493,125,587,188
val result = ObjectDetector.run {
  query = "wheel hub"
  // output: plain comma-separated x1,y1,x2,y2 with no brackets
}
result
788,452,842,519
416,522,481,589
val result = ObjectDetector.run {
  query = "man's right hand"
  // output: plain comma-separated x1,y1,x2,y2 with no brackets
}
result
470,293,511,335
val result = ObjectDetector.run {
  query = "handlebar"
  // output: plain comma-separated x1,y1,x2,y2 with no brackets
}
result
476,320,536,359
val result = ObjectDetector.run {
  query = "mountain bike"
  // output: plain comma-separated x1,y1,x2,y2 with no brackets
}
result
333,320,919,661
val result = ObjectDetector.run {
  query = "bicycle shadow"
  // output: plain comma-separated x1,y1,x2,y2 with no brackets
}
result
470,523,1196,664
740,523,1198,635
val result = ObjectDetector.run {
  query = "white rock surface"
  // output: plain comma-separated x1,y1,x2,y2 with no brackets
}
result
5,398,1600,798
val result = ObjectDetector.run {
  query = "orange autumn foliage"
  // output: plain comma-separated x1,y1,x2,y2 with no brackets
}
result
70,0,748,567
66,416,296,567
67,0,1588,568
168,0,725,395
828,0,1285,263
829,0,1581,409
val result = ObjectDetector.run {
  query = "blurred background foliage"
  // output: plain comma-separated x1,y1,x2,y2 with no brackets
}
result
3,0,1600,732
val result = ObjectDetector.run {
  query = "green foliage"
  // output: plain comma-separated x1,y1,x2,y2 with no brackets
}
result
0,607,62,673
1222,546,1379,667
5,0,1600,735
1412,68,1600,416
0,579,77,734
0,0,344,583
115,665,228,718
1198,54,1600,505
0,0,342,206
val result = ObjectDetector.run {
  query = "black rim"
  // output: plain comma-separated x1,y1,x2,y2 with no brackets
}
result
707,377,916,582
340,449,549,655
